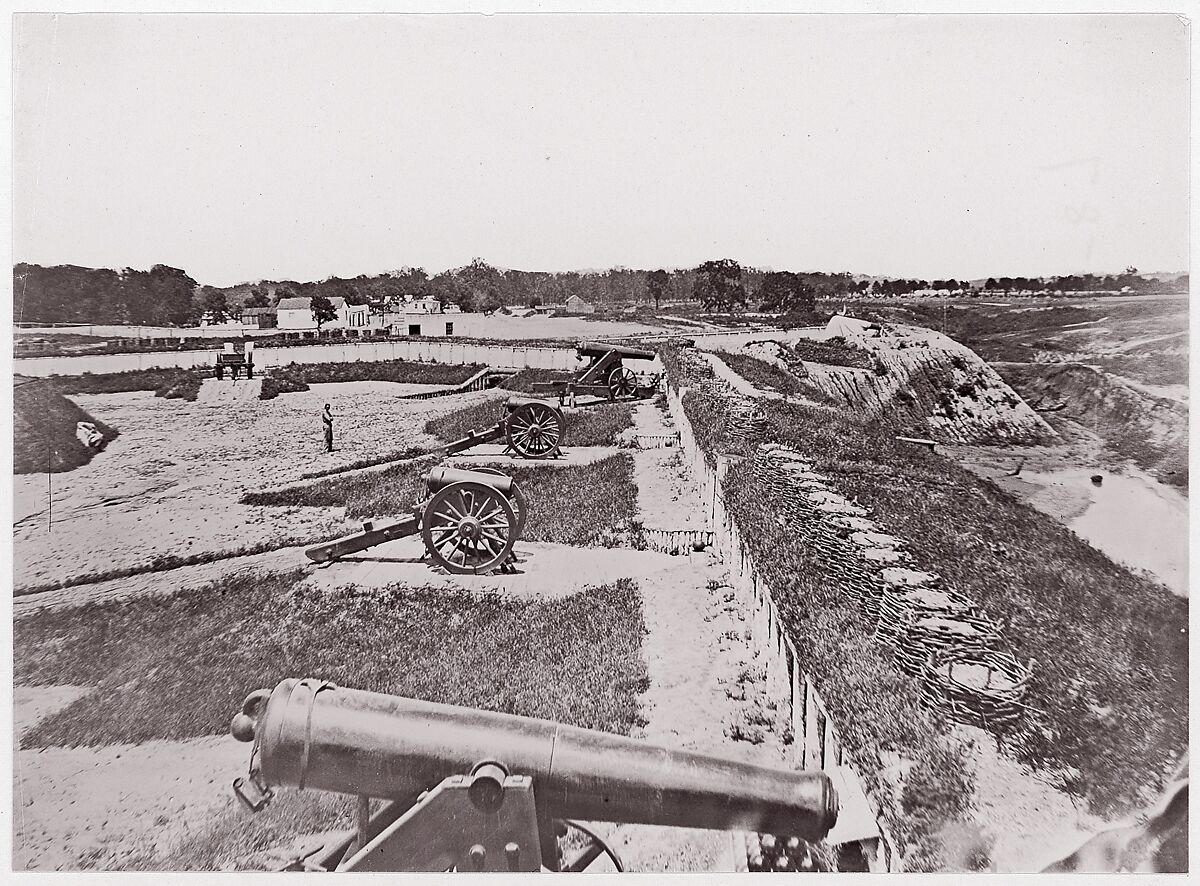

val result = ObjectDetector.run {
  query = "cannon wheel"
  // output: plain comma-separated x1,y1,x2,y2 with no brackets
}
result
505,402,563,458
464,466,528,538
608,366,638,400
421,481,517,575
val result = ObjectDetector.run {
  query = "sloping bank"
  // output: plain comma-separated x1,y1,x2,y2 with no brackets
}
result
658,344,1186,873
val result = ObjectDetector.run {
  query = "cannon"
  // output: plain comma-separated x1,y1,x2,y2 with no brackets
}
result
534,341,661,404
304,466,527,575
444,397,565,459
215,340,255,380
230,679,839,872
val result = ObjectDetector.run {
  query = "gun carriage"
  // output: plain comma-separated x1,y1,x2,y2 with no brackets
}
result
230,679,840,873
534,341,661,404
444,396,565,459
215,340,255,380
304,466,527,575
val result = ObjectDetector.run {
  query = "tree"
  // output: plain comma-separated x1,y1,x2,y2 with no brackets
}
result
245,287,271,308
201,286,231,322
647,269,669,311
757,271,815,315
693,259,746,313
310,295,338,331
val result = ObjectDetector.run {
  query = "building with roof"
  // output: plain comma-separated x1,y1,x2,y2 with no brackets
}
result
276,296,369,330
240,306,277,329
565,294,595,314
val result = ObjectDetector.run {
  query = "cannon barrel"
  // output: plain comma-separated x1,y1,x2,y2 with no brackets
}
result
426,466,514,495
234,680,838,841
504,395,560,413
575,341,657,361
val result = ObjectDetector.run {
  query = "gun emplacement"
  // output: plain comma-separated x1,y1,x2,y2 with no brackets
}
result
231,679,839,872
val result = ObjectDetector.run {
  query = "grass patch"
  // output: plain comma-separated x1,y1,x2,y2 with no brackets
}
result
790,336,875,369
258,360,485,400
716,351,838,405
241,453,640,548
424,398,634,447
47,367,201,401
16,570,648,747
13,379,120,474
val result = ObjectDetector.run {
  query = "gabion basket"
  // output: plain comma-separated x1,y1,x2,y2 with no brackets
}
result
892,610,1002,676
921,647,1031,731
876,584,977,645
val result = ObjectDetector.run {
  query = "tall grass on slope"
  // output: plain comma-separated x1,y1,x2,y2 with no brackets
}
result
760,398,1187,817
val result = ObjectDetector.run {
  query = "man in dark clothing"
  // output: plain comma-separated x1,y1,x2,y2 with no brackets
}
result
322,403,334,452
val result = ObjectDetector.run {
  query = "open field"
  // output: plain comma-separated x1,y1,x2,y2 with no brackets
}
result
12,380,823,872
12,382,500,591
11,318,1187,873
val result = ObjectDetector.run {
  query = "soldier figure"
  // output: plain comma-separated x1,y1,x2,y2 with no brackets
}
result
322,403,334,452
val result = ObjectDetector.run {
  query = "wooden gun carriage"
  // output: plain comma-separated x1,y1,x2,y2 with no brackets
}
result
445,397,565,460
534,341,661,404
304,466,527,575
215,340,255,380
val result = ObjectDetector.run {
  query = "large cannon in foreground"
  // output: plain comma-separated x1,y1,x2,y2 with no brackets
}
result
231,679,839,872
444,397,565,459
534,341,661,404
304,466,527,574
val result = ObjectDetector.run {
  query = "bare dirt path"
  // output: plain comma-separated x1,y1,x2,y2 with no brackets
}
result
13,686,247,872
590,401,794,872
13,383,497,590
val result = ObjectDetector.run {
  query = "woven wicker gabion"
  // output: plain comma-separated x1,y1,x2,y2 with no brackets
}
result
891,611,1003,676
920,647,1031,731
876,584,977,645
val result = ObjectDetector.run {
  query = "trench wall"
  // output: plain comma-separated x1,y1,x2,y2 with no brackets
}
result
665,384,902,873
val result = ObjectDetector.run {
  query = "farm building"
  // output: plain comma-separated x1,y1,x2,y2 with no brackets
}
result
240,306,277,329
276,296,370,330
565,294,595,314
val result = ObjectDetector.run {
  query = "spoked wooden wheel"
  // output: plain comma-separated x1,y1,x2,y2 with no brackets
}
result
463,467,528,538
505,402,563,458
608,366,638,400
421,481,517,575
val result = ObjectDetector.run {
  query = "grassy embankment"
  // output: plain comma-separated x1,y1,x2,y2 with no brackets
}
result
661,344,1187,869
15,569,648,869
13,378,121,474
258,360,486,400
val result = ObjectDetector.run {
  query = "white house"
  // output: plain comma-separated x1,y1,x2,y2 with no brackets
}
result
276,296,370,330
407,297,443,314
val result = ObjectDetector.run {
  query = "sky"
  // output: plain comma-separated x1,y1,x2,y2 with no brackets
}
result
12,13,1191,287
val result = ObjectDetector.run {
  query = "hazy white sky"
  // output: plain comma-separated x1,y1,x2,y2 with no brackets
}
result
13,13,1190,286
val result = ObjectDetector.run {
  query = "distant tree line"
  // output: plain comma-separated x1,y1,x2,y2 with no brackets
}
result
12,259,1188,326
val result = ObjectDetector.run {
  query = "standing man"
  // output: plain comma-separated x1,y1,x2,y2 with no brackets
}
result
321,403,334,452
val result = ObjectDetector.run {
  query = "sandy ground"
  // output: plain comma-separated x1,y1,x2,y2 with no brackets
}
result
13,382,499,590
13,686,247,872
302,538,682,600
960,726,1106,873
586,401,796,872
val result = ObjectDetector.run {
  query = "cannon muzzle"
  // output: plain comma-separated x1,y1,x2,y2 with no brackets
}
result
232,680,838,842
